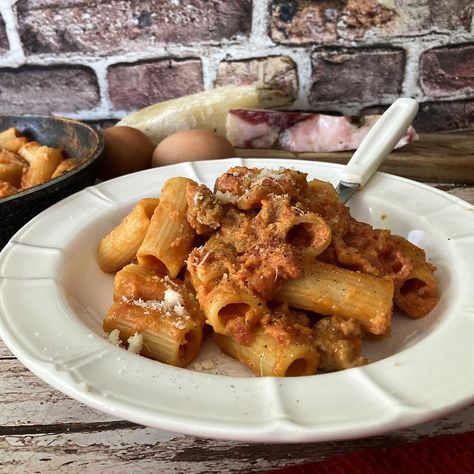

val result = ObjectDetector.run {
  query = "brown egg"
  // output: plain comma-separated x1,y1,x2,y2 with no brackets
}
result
98,126,154,180
152,129,235,167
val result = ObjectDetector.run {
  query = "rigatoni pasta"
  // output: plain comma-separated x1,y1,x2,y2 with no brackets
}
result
98,165,439,376
0,127,28,153
392,236,439,318
0,127,82,200
195,277,268,335
0,181,18,198
277,261,394,335
51,158,82,178
284,212,331,258
214,328,318,377
104,301,203,367
19,141,63,189
104,263,205,367
0,150,28,188
97,198,160,273
137,177,195,278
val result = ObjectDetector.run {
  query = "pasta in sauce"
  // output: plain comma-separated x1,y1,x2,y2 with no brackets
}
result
0,127,81,199
98,166,439,376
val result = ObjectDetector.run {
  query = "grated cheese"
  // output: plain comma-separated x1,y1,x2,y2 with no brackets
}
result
121,288,190,329
191,359,216,372
127,332,143,354
163,275,178,287
253,167,289,184
292,206,305,215
197,250,212,266
251,168,288,193
106,329,122,346
163,288,184,308
255,168,284,180
193,191,204,205
215,190,238,205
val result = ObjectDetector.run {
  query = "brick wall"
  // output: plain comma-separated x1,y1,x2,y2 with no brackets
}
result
0,0,473,133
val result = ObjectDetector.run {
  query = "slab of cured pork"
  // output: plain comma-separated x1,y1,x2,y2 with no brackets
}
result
226,109,417,152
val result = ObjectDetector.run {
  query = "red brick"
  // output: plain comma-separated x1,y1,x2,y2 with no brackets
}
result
0,16,8,53
429,1,473,31
364,100,474,134
17,0,252,55
108,59,203,112
271,1,472,44
309,48,405,105
337,0,397,40
271,0,339,44
413,101,474,133
216,56,297,104
362,100,474,133
0,65,99,114
420,44,474,97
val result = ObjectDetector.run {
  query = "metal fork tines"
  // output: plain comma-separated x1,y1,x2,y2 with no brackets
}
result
336,182,360,204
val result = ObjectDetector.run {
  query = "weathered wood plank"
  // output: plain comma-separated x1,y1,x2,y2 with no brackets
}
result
236,134,474,185
1,405,473,473
0,359,119,426
446,186,474,204
0,340,13,359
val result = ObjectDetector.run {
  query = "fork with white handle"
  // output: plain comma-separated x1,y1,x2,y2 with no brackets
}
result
336,98,419,203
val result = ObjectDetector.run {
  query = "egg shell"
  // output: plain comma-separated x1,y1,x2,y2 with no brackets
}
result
98,126,154,180
152,129,235,167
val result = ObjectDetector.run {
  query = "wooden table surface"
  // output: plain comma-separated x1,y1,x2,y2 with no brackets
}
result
1,164,474,472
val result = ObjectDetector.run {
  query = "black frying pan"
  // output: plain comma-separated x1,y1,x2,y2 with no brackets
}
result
0,115,104,248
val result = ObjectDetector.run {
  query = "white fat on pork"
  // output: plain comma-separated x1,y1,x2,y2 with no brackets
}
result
226,109,417,152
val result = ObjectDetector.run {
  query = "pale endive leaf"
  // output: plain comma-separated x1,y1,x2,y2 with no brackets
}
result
117,84,289,145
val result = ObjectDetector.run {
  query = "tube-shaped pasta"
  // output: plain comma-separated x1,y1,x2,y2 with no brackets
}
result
19,141,63,189
96,165,441,377
105,262,205,367
113,263,168,301
52,158,81,178
137,177,196,278
194,277,267,335
188,234,236,286
307,178,339,202
104,302,203,367
0,181,18,198
0,161,22,187
0,151,27,188
97,198,160,273
284,212,331,258
214,328,318,376
277,261,394,335
0,128,28,153
113,263,205,325
392,237,439,318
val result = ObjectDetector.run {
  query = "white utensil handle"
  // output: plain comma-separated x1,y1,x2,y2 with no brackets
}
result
340,98,419,187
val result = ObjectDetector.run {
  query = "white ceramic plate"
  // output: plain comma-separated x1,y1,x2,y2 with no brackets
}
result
1,158,474,443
